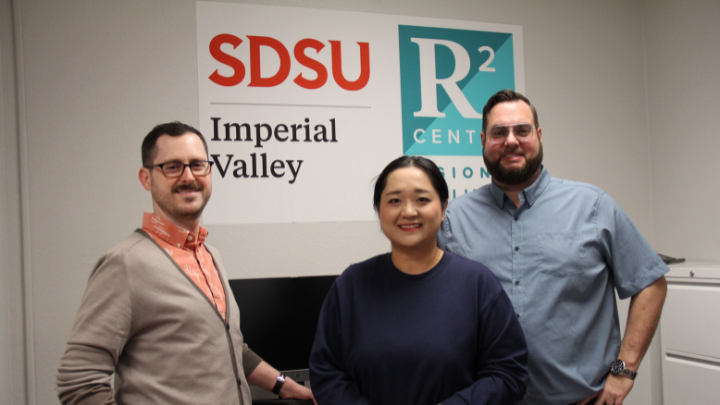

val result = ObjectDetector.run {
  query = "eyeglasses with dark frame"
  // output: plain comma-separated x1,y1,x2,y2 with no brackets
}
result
487,123,536,144
146,160,214,178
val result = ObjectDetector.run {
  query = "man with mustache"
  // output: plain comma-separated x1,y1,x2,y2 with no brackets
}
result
438,90,668,405
57,122,315,405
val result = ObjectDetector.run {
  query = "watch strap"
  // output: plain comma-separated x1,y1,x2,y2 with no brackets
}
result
272,373,286,395
619,367,637,380
610,359,637,380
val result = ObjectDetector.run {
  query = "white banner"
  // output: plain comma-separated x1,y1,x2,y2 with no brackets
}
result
197,2,523,224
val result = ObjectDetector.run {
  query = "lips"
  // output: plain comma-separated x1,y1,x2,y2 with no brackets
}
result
500,147,523,157
500,150,525,163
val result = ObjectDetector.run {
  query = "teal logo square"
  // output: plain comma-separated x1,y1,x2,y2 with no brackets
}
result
399,25,515,156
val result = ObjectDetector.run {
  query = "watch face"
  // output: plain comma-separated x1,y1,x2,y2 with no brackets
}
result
610,359,625,375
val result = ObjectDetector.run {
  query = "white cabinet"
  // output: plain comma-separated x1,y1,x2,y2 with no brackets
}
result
661,261,720,405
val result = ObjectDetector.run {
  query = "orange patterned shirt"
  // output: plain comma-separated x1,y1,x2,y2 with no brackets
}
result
141,213,226,320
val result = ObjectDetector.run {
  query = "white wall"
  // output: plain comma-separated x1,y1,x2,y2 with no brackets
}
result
644,0,720,261
6,0,717,404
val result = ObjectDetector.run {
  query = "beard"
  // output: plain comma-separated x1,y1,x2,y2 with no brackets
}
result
152,180,210,221
483,142,543,186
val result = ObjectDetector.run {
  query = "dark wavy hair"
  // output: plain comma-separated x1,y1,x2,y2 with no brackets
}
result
373,156,449,212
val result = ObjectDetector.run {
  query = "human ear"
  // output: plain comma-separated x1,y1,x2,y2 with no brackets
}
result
139,167,152,191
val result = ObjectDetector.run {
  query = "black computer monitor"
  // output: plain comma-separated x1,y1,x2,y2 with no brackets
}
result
229,275,338,383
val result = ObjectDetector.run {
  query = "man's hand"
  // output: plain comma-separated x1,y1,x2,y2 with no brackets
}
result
247,361,317,404
279,378,317,405
577,276,666,405
577,374,634,405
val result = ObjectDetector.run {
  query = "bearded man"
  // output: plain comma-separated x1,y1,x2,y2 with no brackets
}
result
57,122,315,405
438,90,668,405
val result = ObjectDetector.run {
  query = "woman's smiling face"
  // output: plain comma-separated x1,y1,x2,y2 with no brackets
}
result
378,166,446,252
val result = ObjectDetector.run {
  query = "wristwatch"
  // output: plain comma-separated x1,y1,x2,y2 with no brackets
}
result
610,359,637,380
272,373,286,395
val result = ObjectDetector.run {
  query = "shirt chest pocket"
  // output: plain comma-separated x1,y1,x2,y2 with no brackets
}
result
536,231,586,277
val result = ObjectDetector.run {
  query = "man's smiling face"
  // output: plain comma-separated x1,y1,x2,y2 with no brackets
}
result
140,133,212,227
481,100,543,188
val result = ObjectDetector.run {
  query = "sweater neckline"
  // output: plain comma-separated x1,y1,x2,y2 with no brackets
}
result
384,251,452,282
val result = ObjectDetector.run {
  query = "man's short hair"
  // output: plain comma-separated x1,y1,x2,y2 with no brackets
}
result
482,89,539,133
141,122,208,167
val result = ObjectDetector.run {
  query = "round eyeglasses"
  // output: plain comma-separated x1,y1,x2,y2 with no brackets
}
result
146,160,214,178
487,123,536,144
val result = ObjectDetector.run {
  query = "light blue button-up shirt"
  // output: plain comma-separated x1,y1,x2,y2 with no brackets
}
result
438,167,668,405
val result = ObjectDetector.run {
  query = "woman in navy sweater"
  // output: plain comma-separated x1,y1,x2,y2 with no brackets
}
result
310,156,528,405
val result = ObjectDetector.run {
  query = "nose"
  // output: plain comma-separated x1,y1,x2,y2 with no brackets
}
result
178,164,197,182
401,201,417,217
504,129,520,145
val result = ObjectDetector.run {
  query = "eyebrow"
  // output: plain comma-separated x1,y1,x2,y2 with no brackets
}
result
156,157,208,164
491,123,532,129
383,188,433,196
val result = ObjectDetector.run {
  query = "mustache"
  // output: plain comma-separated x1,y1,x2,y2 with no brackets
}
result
173,182,202,193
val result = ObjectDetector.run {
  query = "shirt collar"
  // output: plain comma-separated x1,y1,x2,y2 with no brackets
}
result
142,212,208,249
489,166,551,209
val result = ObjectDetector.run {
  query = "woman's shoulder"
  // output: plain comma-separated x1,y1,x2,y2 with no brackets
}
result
443,250,490,271
443,251,503,287
337,252,391,281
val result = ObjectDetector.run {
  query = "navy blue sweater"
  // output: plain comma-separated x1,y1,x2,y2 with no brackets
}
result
310,252,528,405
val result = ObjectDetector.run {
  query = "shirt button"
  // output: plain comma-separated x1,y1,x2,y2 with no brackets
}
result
514,280,520,286
176,243,181,248
517,313,521,318
514,216,518,221
514,246,519,251
188,235,193,241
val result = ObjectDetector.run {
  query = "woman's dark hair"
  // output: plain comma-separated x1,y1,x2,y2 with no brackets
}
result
373,156,449,212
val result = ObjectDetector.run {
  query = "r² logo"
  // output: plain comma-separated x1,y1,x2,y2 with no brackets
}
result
398,25,516,156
